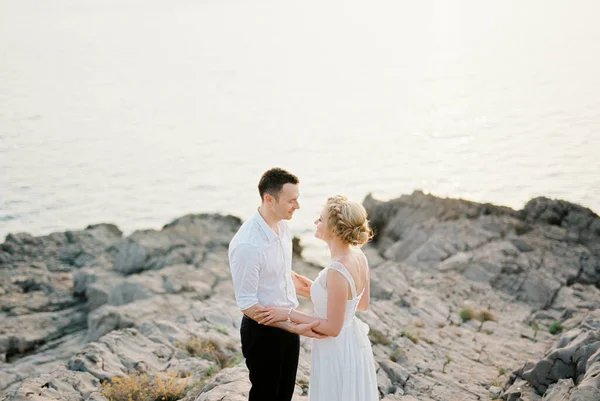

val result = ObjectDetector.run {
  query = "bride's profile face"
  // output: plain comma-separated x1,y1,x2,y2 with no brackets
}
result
314,207,330,241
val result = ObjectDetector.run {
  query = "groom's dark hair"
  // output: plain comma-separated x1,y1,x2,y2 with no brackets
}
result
258,168,299,200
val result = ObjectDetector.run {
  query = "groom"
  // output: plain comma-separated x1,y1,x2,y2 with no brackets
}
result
229,167,322,401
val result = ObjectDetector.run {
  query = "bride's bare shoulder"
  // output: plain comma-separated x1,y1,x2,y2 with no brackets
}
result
335,249,364,273
350,247,368,265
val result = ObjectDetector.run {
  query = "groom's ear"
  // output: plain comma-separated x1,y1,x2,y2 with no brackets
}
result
263,193,274,205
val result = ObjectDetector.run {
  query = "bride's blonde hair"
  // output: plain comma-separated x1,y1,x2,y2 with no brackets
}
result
325,195,373,246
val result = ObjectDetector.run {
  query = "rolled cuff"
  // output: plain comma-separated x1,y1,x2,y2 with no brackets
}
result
237,297,259,311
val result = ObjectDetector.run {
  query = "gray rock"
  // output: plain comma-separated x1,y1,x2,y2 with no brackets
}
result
86,305,135,342
365,192,600,310
522,197,600,257
3,197,600,401
502,310,600,400
581,309,600,331
68,328,174,381
568,386,600,401
86,283,111,311
376,364,394,396
85,393,109,401
489,385,502,398
378,359,410,388
510,237,535,252
159,264,213,298
522,330,600,393
0,367,100,401
504,378,541,401
113,239,148,275
107,275,163,306
542,378,573,400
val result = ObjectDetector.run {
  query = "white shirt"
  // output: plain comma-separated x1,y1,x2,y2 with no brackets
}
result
228,211,299,311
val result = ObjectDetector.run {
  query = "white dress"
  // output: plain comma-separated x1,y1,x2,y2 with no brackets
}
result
309,261,379,401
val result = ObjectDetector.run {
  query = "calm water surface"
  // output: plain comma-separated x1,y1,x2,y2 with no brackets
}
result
1,0,599,262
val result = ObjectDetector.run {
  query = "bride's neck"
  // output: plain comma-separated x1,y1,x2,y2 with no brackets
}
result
328,239,351,260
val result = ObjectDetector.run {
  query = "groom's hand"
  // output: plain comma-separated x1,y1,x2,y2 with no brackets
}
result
293,321,328,339
303,329,328,339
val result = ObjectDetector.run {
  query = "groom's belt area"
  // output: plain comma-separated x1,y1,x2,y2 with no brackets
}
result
242,315,299,337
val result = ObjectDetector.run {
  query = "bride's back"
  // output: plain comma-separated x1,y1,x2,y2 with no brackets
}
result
337,247,368,300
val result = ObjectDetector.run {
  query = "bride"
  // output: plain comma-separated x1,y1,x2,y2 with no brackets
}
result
256,195,378,401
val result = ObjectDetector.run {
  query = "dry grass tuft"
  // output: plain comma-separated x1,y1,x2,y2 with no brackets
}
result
477,310,497,323
400,329,419,344
390,348,405,363
102,371,188,401
476,309,497,332
184,337,232,369
459,307,477,323
459,307,498,332
369,328,392,346
490,377,506,388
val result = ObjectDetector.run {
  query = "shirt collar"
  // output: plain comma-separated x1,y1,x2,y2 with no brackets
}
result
254,210,279,243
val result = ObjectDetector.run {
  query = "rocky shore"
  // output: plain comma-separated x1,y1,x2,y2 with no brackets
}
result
1,191,599,401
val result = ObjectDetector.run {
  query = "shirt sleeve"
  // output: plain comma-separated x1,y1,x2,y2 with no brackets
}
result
229,243,262,310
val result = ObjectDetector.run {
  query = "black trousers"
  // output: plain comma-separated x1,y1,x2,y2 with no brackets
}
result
240,316,300,401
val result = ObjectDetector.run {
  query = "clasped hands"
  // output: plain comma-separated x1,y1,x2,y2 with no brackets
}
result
256,306,327,339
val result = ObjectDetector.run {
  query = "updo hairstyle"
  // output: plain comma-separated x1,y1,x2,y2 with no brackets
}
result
325,195,373,246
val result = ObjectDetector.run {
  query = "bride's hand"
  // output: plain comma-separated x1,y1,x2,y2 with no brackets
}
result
255,306,288,325
292,272,313,298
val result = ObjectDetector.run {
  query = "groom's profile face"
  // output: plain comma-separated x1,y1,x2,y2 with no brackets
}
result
271,183,300,220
